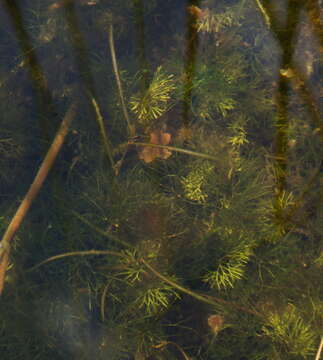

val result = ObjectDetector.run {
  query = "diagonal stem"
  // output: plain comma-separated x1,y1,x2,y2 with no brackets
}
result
108,22,134,137
0,102,77,295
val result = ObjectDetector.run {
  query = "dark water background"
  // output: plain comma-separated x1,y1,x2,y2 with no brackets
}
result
0,1,322,359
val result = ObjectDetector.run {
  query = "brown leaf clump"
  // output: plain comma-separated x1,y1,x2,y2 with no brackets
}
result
139,129,172,163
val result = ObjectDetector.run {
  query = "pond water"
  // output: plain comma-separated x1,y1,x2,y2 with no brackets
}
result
0,1,322,359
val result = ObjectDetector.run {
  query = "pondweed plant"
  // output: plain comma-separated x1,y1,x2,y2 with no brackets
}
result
130,66,176,128
262,304,317,359
0,0,322,359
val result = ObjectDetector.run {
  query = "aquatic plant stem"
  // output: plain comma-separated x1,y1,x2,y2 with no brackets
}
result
108,23,134,137
253,0,270,27
131,141,218,161
155,341,191,360
100,281,111,322
141,259,218,306
28,249,124,272
68,207,133,249
0,101,78,295
2,0,53,140
90,94,115,168
315,336,323,360
141,259,261,317
63,1,115,170
182,2,199,128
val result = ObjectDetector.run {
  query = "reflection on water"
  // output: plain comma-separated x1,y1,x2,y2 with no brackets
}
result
0,0,322,359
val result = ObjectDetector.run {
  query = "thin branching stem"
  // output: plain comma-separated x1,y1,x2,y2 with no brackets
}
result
157,341,191,360
63,1,115,170
141,259,261,317
68,208,133,249
100,281,111,322
253,0,271,27
108,22,134,137
28,249,124,272
141,258,218,306
132,141,218,161
90,94,116,168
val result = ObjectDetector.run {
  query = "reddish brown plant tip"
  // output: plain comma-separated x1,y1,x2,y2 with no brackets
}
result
187,5,205,20
48,2,62,11
207,314,224,333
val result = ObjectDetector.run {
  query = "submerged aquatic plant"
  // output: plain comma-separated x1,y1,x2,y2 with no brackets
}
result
262,304,317,358
129,66,175,127
135,282,180,316
203,242,253,290
181,161,215,203
0,0,322,359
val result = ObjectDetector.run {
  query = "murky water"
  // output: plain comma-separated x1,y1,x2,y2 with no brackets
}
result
0,1,322,359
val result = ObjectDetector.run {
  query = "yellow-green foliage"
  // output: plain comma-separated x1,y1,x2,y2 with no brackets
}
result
228,121,249,148
314,251,323,267
262,304,316,358
135,282,180,316
203,242,252,290
195,65,237,119
118,250,180,316
118,249,147,283
193,62,243,120
261,190,296,240
197,7,238,34
129,66,175,127
181,161,215,203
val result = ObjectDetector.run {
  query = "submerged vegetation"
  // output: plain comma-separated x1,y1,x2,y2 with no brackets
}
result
0,0,322,359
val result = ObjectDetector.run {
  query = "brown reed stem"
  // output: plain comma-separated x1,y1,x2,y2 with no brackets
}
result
0,101,77,295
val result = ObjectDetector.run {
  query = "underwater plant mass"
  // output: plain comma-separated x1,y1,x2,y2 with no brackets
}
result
0,0,322,359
